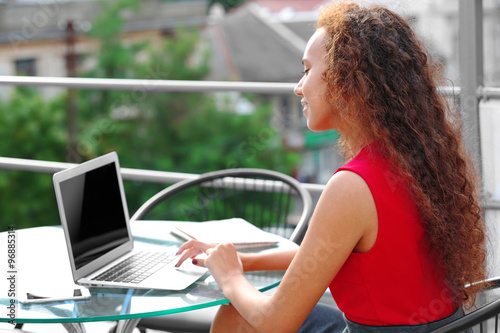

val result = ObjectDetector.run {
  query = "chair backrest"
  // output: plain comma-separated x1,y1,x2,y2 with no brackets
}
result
130,168,314,244
429,278,500,332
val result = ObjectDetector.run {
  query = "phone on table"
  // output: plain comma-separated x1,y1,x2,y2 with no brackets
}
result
19,288,91,304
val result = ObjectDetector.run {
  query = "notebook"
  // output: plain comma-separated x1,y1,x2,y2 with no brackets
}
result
53,152,207,290
171,218,282,249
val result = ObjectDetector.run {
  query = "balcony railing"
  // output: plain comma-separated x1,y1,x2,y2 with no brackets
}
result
0,75,499,98
0,75,498,208
0,155,327,196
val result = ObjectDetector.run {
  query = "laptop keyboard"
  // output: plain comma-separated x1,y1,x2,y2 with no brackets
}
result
92,251,176,284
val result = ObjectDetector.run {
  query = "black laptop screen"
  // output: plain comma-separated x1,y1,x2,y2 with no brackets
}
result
60,162,129,270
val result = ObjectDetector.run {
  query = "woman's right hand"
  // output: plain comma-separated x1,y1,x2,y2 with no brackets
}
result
174,239,216,267
175,240,245,291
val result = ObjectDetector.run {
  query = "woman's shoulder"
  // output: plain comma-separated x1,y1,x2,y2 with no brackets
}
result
322,169,375,215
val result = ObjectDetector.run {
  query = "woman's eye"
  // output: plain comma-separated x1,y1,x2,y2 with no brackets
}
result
302,69,310,75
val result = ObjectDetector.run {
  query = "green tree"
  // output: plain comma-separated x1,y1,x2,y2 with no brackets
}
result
74,0,299,214
77,0,144,120
0,88,67,230
94,27,299,213
0,0,299,229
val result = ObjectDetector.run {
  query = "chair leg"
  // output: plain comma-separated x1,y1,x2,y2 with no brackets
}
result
108,319,142,333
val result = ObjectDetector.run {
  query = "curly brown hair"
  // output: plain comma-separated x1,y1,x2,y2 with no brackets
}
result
317,1,488,307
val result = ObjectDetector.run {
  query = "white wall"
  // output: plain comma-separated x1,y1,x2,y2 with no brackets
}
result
480,100,500,277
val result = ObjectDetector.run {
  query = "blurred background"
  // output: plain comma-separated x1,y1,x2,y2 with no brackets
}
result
0,0,498,246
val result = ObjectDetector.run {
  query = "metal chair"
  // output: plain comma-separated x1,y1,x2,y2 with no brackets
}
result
130,168,314,332
131,168,313,244
429,277,500,333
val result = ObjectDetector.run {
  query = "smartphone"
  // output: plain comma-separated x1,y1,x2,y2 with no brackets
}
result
19,288,91,304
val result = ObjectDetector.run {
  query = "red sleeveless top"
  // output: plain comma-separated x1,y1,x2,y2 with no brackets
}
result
329,142,455,326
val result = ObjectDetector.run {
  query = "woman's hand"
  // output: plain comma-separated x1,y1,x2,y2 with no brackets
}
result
175,240,244,288
175,239,216,267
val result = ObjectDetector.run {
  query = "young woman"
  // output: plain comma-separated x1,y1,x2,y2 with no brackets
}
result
175,1,488,332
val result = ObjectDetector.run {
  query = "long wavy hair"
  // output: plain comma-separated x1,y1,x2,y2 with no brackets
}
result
317,1,488,307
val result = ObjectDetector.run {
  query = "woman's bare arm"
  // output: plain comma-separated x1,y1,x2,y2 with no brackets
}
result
202,170,378,332
239,249,297,272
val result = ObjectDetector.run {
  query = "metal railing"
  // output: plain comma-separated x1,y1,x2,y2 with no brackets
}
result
0,76,296,94
0,156,326,196
0,75,498,208
1,75,500,98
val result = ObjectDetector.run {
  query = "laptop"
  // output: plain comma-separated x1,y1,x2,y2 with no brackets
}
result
53,152,207,290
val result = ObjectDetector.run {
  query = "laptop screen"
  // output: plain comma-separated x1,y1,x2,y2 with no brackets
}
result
59,161,129,269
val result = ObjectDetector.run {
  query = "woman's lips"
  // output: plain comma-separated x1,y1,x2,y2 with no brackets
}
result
301,100,309,113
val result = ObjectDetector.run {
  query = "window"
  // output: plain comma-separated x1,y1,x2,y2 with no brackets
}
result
15,58,37,76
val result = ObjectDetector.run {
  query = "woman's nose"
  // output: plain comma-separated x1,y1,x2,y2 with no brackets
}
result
294,78,303,96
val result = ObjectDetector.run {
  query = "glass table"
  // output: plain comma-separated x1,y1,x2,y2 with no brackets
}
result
0,221,293,333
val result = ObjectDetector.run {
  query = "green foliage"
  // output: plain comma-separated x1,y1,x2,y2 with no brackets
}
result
0,88,67,230
0,0,299,231
78,0,146,118
94,27,298,214
88,0,141,78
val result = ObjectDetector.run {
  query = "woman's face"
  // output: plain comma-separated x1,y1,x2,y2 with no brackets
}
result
294,28,340,132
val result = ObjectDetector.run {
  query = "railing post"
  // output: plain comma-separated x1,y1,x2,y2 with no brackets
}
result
458,0,483,170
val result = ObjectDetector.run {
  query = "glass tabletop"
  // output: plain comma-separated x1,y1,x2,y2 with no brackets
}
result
0,221,292,324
